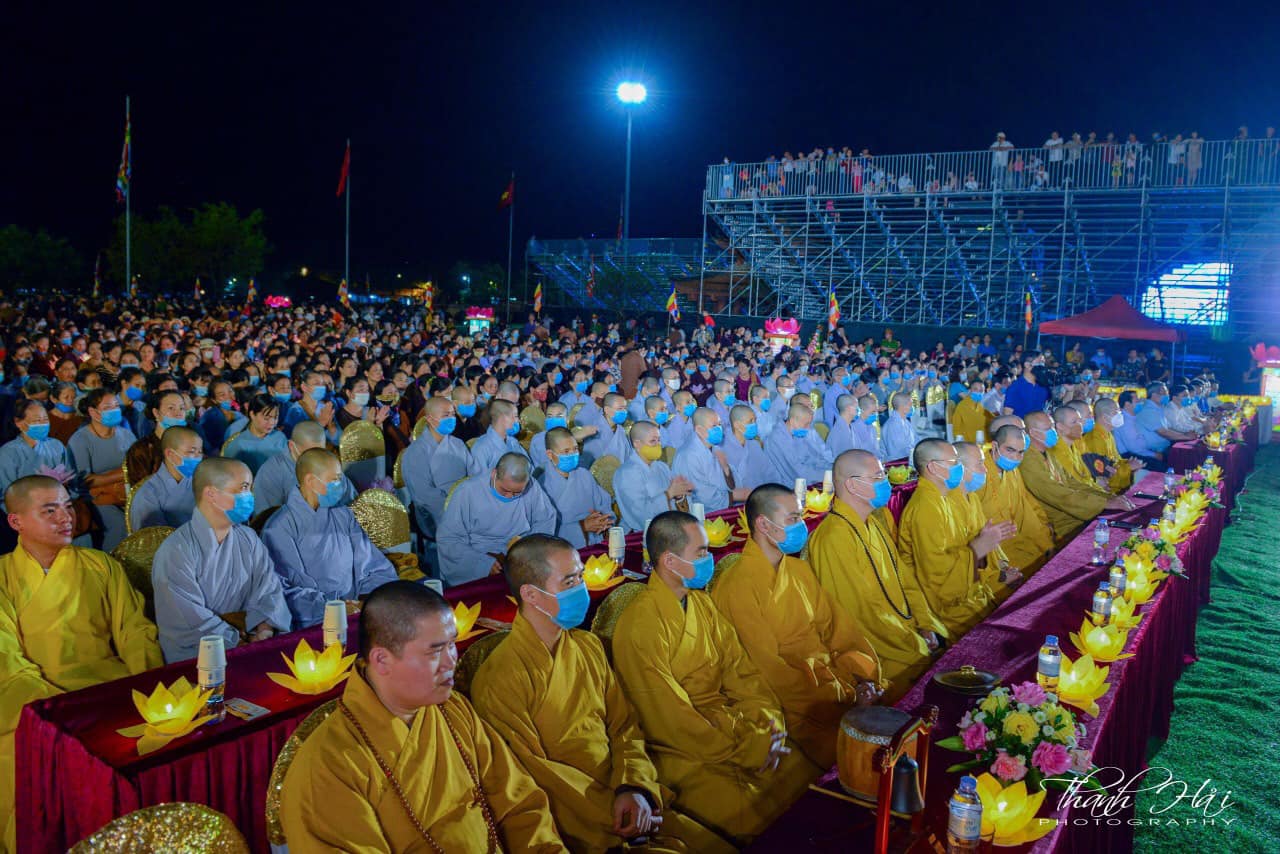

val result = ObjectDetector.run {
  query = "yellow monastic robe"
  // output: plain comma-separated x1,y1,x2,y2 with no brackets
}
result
898,478,995,639
1020,446,1110,545
1081,427,1134,494
612,574,819,843
1,545,161,852
281,670,564,853
471,612,731,854
710,539,881,769
978,453,1054,580
951,398,992,443
1050,438,1102,488
808,500,946,702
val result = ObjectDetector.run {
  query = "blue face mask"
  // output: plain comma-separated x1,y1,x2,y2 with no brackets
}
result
226,490,255,525
608,383,618,393
674,553,716,589
436,416,457,435
1042,428,1060,448
759,398,771,412
317,478,345,508
864,413,877,424
1082,418,1095,433
219,399,233,411
969,391,984,403
705,425,725,446
574,381,589,393
890,372,901,381
840,374,852,387
25,423,50,442
309,386,327,402
273,392,292,404
743,422,759,440
124,386,145,402
1181,397,1195,408
193,385,209,398
941,461,965,490
545,416,567,431
491,482,520,503
1023,433,1032,451
248,375,261,387
555,452,580,473
611,410,627,425
770,519,809,555
868,477,892,509
161,415,186,429
928,370,938,379
543,582,589,630
507,421,521,437
685,365,696,375
551,371,562,385
681,403,696,418
964,470,987,493
176,455,201,479
457,403,477,418
723,394,737,406
791,428,809,439
1157,394,1170,406
654,411,670,425
54,402,74,414
100,408,123,428
698,365,709,374
996,452,1021,471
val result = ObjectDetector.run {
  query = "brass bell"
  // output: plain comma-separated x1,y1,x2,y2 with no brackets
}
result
889,754,925,816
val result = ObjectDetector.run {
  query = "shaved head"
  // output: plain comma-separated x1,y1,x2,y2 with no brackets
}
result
787,402,813,425
495,451,531,483
487,398,516,421
295,447,341,487
545,401,567,418
912,437,955,472
290,420,327,450
989,414,1024,433
729,404,754,429
358,580,452,659
545,426,575,454
993,424,1026,448
630,420,660,446
424,395,454,420
160,425,201,454
645,510,700,568
691,407,719,429
4,475,65,514
834,448,880,481
192,457,251,505
1025,411,1053,432
504,533,576,604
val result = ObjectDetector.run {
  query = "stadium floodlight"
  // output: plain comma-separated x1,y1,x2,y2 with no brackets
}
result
616,82,647,104
615,80,649,245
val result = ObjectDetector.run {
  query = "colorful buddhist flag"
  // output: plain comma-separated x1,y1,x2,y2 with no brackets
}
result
338,278,350,307
115,107,131,203
586,253,595,298
665,283,680,322
336,142,351,197
194,277,201,300
827,285,841,333
423,280,434,315
1024,290,1033,332
498,178,515,210
533,281,543,313
246,278,257,304
128,275,137,298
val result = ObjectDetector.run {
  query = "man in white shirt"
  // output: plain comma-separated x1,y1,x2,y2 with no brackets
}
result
990,132,1013,187
1044,131,1064,186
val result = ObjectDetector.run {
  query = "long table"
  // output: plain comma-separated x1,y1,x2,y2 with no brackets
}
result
748,469,1232,853
1167,434,1254,513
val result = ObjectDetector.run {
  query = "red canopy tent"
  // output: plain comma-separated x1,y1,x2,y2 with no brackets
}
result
1038,295,1184,342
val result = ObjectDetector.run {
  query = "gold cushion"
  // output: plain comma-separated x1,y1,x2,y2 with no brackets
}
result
444,478,467,511
453,630,510,697
70,802,249,853
814,422,830,441
707,551,741,594
350,488,410,551
392,454,405,489
569,403,584,428
660,446,676,467
265,699,338,847
123,473,152,536
519,404,546,436
411,417,429,441
589,455,622,497
339,420,386,463
589,582,645,660
111,526,175,609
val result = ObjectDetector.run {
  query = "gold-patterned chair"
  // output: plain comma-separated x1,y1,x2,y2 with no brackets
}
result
569,402,584,428
411,416,430,441
589,582,645,661
123,474,152,536
465,436,480,450
660,446,677,467
70,802,248,853
519,404,546,437
111,526,175,619
814,422,830,441
338,420,386,490
589,455,622,498
707,551,742,595
453,630,510,697
443,478,466,511
351,488,411,553
265,699,339,852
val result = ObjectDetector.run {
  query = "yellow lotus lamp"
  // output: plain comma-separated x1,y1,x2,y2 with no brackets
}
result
804,488,833,514
452,601,485,642
1120,551,1153,577
735,507,751,538
1108,596,1144,631
583,554,623,590
1069,618,1134,663
887,465,912,485
973,774,1058,847
116,676,214,755
1204,464,1222,486
703,517,732,548
266,638,357,696
1157,518,1190,545
1123,571,1163,606
1204,432,1222,450
1055,653,1111,717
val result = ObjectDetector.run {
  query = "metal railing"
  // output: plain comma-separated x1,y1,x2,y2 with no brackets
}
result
706,138,1280,200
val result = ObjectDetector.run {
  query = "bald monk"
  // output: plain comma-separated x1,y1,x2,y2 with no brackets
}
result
954,442,1025,602
1,476,162,850
978,425,1055,578
1083,398,1144,494
711,484,883,769
898,439,1010,638
808,451,945,701
613,512,819,845
471,534,731,853
951,379,992,443
280,581,564,851
252,420,357,512
1021,412,1131,544
1049,405,1106,489
128,425,202,530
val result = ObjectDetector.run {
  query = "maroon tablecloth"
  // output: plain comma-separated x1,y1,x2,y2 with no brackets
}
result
1166,412,1258,512
749,470,1225,853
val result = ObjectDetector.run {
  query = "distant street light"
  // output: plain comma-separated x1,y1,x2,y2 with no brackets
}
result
616,81,648,244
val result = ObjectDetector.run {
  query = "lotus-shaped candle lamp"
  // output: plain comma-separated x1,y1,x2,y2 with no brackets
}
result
1108,596,1144,631
464,306,495,320
452,601,485,642
1120,552,1152,577
1203,464,1222,486
583,554,624,590
1123,571,1165,606
267,638,357,696
116,676,214,755
763,317,800,336
1069,619,1134,662
887,465,913,485
1204,433,1223,450
736,507,751,539
1157,518,1190,544
1055,653,1111,717
703,517,732,548
804,489,833,514
973,774,1059,847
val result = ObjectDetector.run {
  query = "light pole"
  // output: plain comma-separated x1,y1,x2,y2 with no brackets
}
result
616,81,647,245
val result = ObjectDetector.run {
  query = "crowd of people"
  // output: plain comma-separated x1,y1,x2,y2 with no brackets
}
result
0,294,1238,850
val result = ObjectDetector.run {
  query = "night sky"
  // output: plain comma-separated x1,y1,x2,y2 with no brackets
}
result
5,1,1279,286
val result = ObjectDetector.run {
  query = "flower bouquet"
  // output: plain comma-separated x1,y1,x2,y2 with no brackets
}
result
1175,466,1223,508
937,681,1101,794
1115,523,1185,579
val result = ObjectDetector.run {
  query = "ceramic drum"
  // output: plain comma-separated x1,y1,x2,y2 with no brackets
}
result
837,706,916,803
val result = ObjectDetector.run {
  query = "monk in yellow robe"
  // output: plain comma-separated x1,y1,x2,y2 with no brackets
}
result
1083,398,1143,494
471,534,730,853
1,475,161,852
899,440,1011,639
808,450,946,702
951,380,992,443
711,485,882,770
280,581,564,852
979,425,1055,577
1049,405,1105,489
953,442,1026,603
1021,412,1129,545
613,511,819,844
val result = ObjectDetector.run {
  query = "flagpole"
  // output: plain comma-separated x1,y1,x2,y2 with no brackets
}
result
125,96,131,296
505,171,515,324
344,138,351,290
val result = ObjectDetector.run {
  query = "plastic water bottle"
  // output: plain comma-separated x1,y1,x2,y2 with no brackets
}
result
1162,498,1176,523
1109,562,1127,598
946,775,983,852
1164,467,1176,496
1091,583,1113,625
197,635,226,724
1091,519,1110,565
1037,635,1061,691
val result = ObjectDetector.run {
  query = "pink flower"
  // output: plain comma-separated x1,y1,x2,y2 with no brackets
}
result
1069,748,1093,773
1116,546,1131,559
1155,554,1173,571
1142,526,1161,541
991,750,1028,782
1190,472,1205,482
1011,682,1047,707
962,722,989,751
1032,741,1072,776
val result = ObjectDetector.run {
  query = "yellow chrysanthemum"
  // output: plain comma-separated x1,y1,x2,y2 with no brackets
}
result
1002,710,1040,745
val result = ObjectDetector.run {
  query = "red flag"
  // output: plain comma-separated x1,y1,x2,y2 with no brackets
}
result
498,178,515,210
336,142,351,197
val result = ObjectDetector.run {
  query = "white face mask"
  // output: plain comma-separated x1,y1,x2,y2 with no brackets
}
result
781,387,796,400
1110,412,1124,428
665,379,680,391
353,392,370,407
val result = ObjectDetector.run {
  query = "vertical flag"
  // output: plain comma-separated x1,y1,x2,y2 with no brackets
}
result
336,142,351,197
827,284,841,333
194,277,202,300
586,253,595,298
497,177,515,210
423,280,434,317
129,276,137,298
338,278,350,307
115,107,131,203
1024,290,1033,332
533,282,543,314
246,278,257,304
92,255,101,299
665,283,680,322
